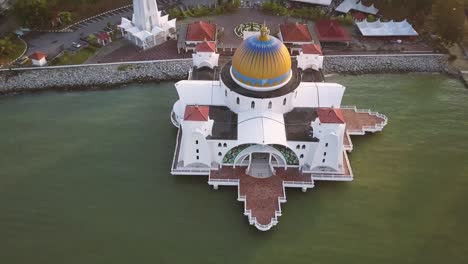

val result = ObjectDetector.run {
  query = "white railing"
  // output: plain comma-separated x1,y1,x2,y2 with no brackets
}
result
208,179,239,184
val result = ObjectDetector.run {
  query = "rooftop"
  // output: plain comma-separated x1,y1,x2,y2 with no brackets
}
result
284,108,320,142
186,21,216,42
280,23,313,43
184,105,209,121
314,20,352,43
207,106,238,140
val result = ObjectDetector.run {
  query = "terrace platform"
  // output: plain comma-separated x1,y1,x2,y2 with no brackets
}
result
341,106,388,152
209,167,314,231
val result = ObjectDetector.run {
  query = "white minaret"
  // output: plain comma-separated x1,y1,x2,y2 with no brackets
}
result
118,0,176,50
132,0,160,32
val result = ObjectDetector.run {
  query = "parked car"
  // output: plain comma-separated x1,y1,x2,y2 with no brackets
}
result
71,42,81,48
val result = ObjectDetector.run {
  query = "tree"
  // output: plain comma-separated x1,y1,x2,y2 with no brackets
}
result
12,0,56,27
59,12,73,25
432,0,465,44
367,14,376,22
0,36,15,56
88,34,97,44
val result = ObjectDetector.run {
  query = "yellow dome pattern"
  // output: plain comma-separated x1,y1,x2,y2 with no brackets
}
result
231,26,292,89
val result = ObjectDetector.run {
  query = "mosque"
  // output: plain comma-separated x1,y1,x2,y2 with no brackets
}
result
170,26,387,231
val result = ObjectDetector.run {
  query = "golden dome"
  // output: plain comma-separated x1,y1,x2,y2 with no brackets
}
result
231,26,292,90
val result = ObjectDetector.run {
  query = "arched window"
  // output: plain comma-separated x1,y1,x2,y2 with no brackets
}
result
218,143,222,147
296,145,300,149
218,152,222,156
196,149,199,153
322,159,325,163
251,101,255,109
283,98,287,105
325,143,328,147
236,97,240,105
302,145,306,149
197,156,200,160
225,90,227,97
323,152,327,156
300,154,304,159
195,140,199,144
223,143,227,147
268,101,272,109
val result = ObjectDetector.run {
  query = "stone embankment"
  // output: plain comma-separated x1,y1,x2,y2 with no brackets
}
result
323,54,448,75
0,59,192,94
0,54,449,95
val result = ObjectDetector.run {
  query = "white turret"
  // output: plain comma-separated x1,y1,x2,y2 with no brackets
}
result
118,0,176,50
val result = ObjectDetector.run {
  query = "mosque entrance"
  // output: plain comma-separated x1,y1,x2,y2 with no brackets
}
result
232,145,289,178
247,153,274,178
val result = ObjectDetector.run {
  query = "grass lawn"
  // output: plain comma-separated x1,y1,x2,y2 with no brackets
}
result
0,35,27,68
50,46,98,66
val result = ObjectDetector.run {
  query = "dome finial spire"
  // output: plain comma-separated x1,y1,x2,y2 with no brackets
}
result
258,24,270,42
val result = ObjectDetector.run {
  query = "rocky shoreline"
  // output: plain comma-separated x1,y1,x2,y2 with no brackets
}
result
0,54,449,95
323,54,449,75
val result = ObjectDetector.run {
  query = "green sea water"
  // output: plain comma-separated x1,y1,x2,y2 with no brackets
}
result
0,74,467,264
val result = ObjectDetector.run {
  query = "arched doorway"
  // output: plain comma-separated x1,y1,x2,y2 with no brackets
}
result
233,145,287,178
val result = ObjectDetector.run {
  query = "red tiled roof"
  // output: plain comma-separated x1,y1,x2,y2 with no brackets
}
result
353,12,367,21
184,105,209,121
98,32,110,40
30,52,46,60
186,21,216,42
195,41,216,52
280,23,313,42
317,108,345,124
301,44,322,55
314,20,352,42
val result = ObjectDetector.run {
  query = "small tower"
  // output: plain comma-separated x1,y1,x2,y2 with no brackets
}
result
307,108,346,173
118,0,176,50
192,40,219,69
297,44,323,71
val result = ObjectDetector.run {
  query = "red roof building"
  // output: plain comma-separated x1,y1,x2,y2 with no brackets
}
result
30,52,46,61
184,105,210,121
98,32,111,41
353,12,367,21
316,108,346,124
314,20,352,43
279,23,313,43
301,44,322,55
195,41,217,53
186,21,216,42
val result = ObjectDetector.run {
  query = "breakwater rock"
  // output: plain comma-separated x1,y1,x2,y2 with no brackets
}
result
0,59,192,94
323,54,448,74
0,54,449,95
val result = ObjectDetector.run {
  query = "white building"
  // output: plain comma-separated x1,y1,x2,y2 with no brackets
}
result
356,19,418,37
30,52,47,67
297,44,324,71
118,0,176,50
170,26,387,231
192,41,219,69
335,0,379,15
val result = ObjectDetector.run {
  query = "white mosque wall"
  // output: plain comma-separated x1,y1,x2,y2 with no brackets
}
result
287,141,319,167
175,80,225,107
297,53,324,71
295,82,345,108
308,122,346,172
222,81,296,114
179,120,214,167
207,140,238,165
192,52,219,69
